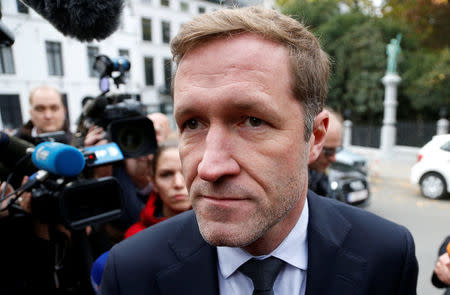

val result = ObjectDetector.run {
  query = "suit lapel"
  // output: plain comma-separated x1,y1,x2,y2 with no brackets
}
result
155,211,220,295
305,192,367,295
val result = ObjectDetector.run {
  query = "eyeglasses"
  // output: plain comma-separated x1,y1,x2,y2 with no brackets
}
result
322,146,342,157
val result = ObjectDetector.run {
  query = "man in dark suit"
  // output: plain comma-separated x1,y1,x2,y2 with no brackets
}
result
100,6,418,294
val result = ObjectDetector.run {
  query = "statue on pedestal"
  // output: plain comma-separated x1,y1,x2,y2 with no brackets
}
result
386,34,402,74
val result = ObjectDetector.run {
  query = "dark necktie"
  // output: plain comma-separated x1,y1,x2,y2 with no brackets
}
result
238,256,285,295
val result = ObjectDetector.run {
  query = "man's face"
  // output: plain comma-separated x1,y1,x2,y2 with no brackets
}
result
174,34,317,253
148,113,171,144
125,155,152,189
29,88,66,133
309,119,342,173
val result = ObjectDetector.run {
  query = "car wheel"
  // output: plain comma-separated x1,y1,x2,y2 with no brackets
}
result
420,172,447,199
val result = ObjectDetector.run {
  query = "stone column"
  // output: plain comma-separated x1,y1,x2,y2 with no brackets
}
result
437,118,449,135
343,120,352,148
437,107,449,135
380,73,401,154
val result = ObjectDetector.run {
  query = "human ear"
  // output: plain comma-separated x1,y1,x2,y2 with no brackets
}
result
308,110,329,164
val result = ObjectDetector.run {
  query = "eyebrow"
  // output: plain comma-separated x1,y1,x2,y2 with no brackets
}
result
175,96,280,123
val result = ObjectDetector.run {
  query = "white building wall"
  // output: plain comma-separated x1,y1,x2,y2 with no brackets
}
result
0,0,274,131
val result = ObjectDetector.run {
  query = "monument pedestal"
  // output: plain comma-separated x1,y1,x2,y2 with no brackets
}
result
380,73,401,156
343,120,352,148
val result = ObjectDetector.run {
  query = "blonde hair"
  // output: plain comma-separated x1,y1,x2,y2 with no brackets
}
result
171,6,330,140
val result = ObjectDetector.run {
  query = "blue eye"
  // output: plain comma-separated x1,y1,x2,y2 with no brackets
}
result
248,117,263,127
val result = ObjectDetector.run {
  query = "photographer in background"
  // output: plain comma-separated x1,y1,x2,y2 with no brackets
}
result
82,111,167,249
15,85,72,145
0,177,95,295
308,107,343,198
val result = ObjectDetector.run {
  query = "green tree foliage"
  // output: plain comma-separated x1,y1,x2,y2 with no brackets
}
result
383,0,450,49
319,15,386,123
281,0,340,29
405,48,450,113
280,0,449,123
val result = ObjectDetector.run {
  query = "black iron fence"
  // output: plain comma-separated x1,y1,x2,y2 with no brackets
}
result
351,120,437,148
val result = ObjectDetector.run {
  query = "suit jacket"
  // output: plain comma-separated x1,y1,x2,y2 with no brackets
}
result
100,191,418,295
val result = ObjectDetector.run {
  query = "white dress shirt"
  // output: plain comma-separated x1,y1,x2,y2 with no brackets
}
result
217,201,309,295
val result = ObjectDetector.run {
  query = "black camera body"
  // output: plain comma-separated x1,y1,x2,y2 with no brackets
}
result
83,94,157,158
78,54,158,158
35,130,69,144
19,176,122,230
5,175,123,231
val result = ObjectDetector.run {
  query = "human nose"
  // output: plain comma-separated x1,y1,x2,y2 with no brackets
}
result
173,171,185,189
197,126,240,182
43,109,53,119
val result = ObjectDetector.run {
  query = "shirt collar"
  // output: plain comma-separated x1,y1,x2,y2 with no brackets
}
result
31,126,38,137
217,200,309,279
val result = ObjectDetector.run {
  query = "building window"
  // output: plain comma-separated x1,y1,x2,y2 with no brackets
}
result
118,49,129,57
16,0,29,14
46,41,64,76
198,6,206,14
163,58,172,92
162,21,171,44
0,95,22,129
161,0,169,7
180,2,189,11
142,18,152,41
0,47,15,74
118,49,131,79
144,57,154,86
87,46,99,77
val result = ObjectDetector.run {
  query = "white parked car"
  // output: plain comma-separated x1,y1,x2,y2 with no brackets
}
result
410,134,450,199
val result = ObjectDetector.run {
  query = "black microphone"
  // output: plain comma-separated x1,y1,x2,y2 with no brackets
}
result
20,0,124,42
0,132,37,188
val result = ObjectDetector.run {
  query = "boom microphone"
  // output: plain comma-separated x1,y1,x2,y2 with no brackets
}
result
32,142,85,177
20,0,124,42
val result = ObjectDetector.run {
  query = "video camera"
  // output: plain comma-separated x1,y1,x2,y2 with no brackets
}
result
1,135,124,230
80,55,157,158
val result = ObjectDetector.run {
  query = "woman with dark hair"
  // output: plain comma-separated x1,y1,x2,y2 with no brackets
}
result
91,139,191,293
124,139,191,238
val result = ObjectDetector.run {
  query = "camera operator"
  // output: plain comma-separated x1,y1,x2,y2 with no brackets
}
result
14,85,72,145
0,175,94,295
83,113,168,245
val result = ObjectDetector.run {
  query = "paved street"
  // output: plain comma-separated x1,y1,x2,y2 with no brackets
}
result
351,146,450,295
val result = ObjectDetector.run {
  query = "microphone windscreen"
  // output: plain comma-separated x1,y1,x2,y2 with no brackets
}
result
20,0,124,42
32,142,85,177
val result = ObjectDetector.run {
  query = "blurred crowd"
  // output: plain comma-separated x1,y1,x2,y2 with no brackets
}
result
0,85,191,295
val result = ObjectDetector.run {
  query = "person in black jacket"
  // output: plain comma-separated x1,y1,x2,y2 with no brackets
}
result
432,236,450,294
308,107,343,198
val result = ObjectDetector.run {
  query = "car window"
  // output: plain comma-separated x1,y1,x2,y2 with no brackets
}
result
440,141,450,152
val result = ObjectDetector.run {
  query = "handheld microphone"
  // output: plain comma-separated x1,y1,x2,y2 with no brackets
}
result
20,0,124,42
32,142,85,177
